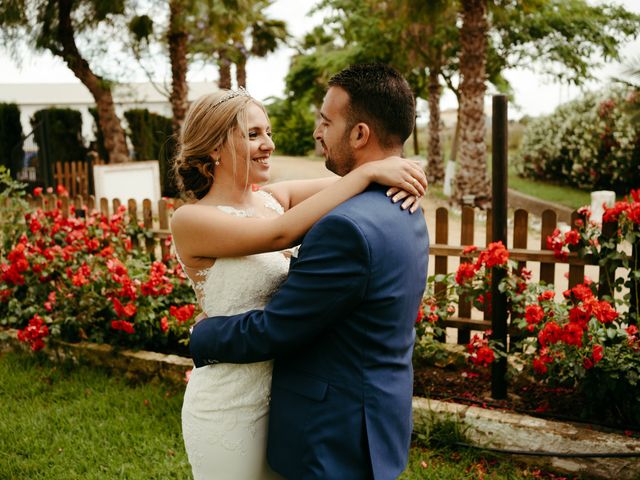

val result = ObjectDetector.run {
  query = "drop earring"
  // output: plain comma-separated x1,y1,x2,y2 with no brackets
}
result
214,158,220,166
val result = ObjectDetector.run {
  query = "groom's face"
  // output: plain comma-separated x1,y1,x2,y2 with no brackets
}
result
314,87,357,176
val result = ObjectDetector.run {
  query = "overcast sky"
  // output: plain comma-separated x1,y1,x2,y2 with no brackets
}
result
1,0,638,119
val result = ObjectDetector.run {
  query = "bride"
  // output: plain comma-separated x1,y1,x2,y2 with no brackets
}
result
170,88,426,479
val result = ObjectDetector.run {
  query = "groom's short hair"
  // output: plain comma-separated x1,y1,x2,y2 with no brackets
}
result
328,63,415,149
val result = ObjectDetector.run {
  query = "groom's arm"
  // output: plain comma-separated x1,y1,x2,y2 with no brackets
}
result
189,213,369,367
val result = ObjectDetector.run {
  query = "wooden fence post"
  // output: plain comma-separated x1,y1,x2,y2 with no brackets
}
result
159,199,170,260
457,206,475,344
598,220,617,300
568,211,585,288
540,210,557,285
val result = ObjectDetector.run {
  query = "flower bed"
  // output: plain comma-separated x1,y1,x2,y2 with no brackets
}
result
0,168,197,356
416,188,640,428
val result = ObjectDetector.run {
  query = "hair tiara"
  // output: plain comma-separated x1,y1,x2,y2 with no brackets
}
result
211,87,252,109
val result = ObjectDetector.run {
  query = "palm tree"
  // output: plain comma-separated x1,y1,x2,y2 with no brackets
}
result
454,0,490,206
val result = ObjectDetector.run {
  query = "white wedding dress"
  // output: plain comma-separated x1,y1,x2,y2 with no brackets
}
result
180,190,288,480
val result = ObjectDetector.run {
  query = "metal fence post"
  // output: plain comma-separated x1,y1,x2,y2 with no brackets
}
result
491,95,508,400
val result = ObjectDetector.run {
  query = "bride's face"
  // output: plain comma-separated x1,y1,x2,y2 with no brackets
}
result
219,102,275,187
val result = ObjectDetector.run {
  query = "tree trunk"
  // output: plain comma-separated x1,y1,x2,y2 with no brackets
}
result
218,48,232,89
454,0,490,206
450,111,461,163
168,0,188,136
56,0,129,163
427,67,444,184
236,52,247,89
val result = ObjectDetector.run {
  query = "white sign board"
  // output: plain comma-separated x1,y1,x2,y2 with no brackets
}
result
590,190,616,224
93,160,161,214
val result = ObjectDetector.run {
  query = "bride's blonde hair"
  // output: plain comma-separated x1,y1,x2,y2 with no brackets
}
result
173,90,266,200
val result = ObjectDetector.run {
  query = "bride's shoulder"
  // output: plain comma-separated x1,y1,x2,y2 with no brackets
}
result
170,203,224,232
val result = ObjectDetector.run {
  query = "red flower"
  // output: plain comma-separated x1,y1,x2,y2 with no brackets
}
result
56,184,68,196
455,262,476,285
568,304,591,329
475,241,509,269
415,308,424,324
602,201,629,223
533,357,548,375
462,245,478,255
583,357,594,370
592,345,604,364
561,323,584,347
564,230,580,246
565,283,594,302
538,321,562,347
16,314,50,351
170,304,196,323
537,290,554,302
466,334,495,367
592,300,618,324
112,298,137,318
33,187,43,197
160,316,169,333
525,305,545,331
111,320,135,334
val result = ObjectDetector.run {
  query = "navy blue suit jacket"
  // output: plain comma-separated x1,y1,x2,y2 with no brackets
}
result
190,184,429,479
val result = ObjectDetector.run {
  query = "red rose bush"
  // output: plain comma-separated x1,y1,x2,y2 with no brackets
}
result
417,188,640,424
0,172,197,354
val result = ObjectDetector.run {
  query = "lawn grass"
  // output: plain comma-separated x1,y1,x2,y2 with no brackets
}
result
0,349,190,479
0,349,579,479
508,166,592,210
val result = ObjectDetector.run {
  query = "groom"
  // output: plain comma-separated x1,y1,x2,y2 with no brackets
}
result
190,63,429,480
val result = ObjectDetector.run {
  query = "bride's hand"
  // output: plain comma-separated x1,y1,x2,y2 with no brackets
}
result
386,187,423,213
361,157,427,198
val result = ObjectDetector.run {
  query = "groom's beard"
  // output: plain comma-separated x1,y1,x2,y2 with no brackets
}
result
324,132,357,177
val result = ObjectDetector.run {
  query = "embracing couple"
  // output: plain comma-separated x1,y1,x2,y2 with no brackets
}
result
170,63,430,480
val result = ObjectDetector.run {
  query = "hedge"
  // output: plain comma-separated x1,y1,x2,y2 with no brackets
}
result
0,103,24,173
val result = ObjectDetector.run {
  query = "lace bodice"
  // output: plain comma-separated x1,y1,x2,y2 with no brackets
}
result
176,189,290,314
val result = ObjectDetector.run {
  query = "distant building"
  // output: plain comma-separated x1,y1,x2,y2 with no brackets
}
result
0,82,217,141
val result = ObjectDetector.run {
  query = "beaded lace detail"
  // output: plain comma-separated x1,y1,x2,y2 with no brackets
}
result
179,189,289,479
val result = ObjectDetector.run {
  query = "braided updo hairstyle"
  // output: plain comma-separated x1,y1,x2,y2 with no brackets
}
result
173,90,264,200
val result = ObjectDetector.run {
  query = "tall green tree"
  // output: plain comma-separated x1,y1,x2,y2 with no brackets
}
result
188,0,288,90
454,0,640,204
0,0,131,163
292,0,639,203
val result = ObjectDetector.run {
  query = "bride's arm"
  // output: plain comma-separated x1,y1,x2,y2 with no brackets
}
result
263,158,424,210
171,157,426,262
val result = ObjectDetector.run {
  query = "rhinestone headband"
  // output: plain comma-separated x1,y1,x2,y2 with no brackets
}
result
211,87,252,108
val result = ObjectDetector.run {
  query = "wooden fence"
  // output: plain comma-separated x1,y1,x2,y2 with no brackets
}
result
430,206,622,345
27,195,637,346
53,159,104,198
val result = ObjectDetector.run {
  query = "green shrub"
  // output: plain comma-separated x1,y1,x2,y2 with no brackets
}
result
124,109,176,196
265,96,316,156
31,108,86,165
515,86,640,193
0,103,23,172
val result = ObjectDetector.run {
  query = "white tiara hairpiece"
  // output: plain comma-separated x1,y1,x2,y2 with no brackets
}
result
211,87,252,108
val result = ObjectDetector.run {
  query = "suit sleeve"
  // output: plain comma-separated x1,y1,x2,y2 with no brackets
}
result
189,213,370,367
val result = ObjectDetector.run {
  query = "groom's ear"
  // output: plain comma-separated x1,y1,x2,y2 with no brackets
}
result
350,123,370,149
